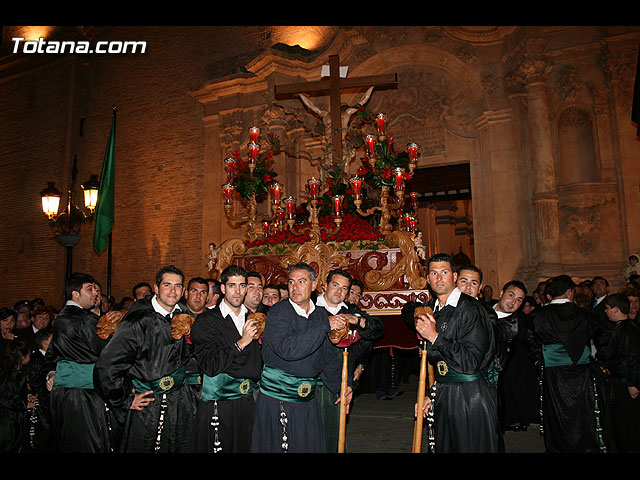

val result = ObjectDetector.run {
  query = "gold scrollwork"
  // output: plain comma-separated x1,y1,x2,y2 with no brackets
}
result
159,375,175,391
297,382,312,398
437,361,448,377
239,379,251,395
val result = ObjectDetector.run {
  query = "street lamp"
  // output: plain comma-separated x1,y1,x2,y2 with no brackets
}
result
40,155,99,280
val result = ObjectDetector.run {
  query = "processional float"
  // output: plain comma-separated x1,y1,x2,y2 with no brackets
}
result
214,94,435,453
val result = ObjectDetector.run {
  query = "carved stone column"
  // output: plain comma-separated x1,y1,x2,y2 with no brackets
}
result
505,39,559,268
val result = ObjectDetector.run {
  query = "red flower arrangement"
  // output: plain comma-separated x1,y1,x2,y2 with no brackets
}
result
245,212,386,248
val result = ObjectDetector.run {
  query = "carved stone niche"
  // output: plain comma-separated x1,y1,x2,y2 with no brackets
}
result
558,183,617,255
557,107,598,185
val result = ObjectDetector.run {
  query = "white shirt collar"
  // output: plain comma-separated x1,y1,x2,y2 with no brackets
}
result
220,300,247,335
316,293,346,315
551,298,572,304
66,300,83,309
493,304,511,318
594,296,606,306
151,294,181,317
289,298,315,318
436,287,462,310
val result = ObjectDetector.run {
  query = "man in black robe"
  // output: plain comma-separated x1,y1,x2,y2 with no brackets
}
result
94,265,197,453
493,281,539,432
190,265,263,453
182,276,209,394
527,274,607,453
251,262,346,453
601,293,640,452
414,253,501,453
44,272,112,453
315,268,383,452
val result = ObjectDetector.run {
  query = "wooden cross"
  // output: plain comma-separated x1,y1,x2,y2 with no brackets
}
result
275,54,398,164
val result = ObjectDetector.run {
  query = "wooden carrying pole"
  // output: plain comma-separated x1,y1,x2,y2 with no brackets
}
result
412,343,429,453
337,348,349,453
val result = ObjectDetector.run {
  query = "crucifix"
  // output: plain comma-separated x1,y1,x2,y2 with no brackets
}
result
275,54,398,167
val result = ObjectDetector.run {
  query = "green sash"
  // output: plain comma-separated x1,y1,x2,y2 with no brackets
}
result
187,373,201,385
259,364,318,403
542,344,590,367
433,360,486,383
131,366,186,395
201,373,257,401
53,360,95,389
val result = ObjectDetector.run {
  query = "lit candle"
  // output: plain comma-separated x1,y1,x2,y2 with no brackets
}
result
263,221,270,237
249,127,260,144
410,191,418,209
409,216,417,233
284,196,296,219
402,213,412,231
307,178,321,199
277,207,285,224
349,176,363,199
222,184,235,204
332,195,344,217
270,222,279,235
363,134,376,156
393,167,405,191
375,113,387,136
248,142,260,163
270,182,282,204
407,142,420,163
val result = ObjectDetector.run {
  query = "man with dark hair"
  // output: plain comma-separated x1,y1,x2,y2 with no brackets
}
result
528,274,607,452
190,264,263,452
94,265,197,453
184,277,209,317
600,293,640,452
205,278,222,309
132,282,152,301
347,278,364,306
592,276,610,321
251,262,346,452
493,281,539,433
244,271,266,314
44,272,111,452
261,283,281,308
277,283,289,300
456,264,484,299
414,253,500,453
315,268,383,451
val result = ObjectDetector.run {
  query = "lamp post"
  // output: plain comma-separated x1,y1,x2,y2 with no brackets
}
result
40,155,99,281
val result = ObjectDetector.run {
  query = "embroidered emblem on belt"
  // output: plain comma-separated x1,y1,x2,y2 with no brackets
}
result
437,361,448,376
239,379,250,395
159,375,175,391
297,382,312,398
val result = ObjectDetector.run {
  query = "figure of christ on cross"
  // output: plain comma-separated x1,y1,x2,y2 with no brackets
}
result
275,54,397,171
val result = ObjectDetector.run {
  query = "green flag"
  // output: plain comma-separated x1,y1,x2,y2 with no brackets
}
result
93,110,116,254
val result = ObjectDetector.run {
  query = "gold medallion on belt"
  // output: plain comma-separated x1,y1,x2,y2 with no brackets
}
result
437,361,448,376
239,379,251,395
297,382,312,398
159,375,175,391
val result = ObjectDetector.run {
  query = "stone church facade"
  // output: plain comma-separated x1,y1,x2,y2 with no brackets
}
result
1,25,639,306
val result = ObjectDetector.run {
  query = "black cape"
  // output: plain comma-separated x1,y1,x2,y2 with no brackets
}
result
528,301,605,453
94,297,197,453
425,292,501,453
190,304,263,453
44,303,111,453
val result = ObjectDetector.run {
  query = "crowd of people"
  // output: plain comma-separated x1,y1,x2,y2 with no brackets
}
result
0,263,382,453
403,254,640,453
1,252,639,454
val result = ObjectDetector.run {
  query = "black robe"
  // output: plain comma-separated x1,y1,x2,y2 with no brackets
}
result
426,292,501,453
599,319,640,452
498,312,540,428
44,303,111,453
93,298,197,453
251,299,341,453
190,304,263,453
528,301,605,453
